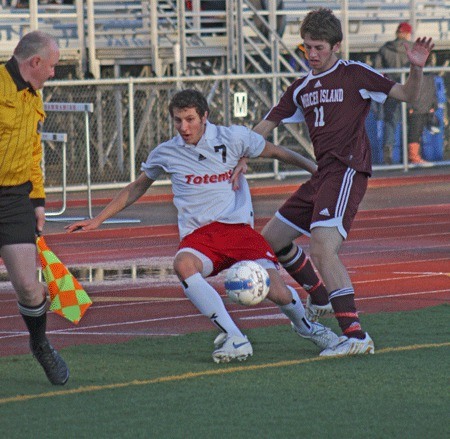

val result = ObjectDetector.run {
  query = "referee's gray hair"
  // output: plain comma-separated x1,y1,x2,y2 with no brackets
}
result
13,31,58,61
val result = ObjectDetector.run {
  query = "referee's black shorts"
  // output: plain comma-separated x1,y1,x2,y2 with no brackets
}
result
0,182,36,248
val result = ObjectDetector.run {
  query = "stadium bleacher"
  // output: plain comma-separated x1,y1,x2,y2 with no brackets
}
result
0,0,448,78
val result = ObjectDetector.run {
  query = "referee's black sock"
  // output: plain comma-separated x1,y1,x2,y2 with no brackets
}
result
18,299,48,349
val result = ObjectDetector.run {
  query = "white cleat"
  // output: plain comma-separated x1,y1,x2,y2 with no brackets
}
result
305,296,334,322
291,321,339,350
320,333,375,357
212,334,253,364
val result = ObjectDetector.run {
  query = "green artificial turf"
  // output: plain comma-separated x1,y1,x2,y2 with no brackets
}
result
0,305,448,439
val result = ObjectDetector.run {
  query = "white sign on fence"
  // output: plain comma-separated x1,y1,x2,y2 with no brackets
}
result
44,103,94,113
234,92,248,117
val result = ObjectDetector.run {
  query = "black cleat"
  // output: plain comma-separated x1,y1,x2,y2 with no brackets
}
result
31,340,70,385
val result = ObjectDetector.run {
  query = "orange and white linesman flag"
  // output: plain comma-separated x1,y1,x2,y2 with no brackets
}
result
36,235,92,324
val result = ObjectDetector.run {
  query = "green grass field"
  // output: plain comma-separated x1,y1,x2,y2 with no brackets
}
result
1,305,449,439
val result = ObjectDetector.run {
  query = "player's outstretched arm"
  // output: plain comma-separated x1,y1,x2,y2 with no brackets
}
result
259,141,317,174
389,37,434,103
231,120,280,190
253,119,278,139
65,173,154,233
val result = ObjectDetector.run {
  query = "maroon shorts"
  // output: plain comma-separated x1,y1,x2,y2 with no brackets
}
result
178,222,278,276
277,162,368,239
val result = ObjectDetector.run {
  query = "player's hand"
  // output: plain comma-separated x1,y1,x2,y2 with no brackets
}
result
65,218,99,233
406,37,434,67
231,157,248,190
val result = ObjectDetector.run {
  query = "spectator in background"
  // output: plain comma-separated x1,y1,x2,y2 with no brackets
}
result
289,43,310,73
12,0,28,7
374,22,413,164
407,53,438,165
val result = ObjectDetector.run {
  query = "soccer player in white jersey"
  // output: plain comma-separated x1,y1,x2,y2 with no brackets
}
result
66,89,340,363
243,8,434,356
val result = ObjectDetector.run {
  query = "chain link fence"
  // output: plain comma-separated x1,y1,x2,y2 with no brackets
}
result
41,69,450,198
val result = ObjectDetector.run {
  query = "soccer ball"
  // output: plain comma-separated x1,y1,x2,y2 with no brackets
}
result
224,260,270,306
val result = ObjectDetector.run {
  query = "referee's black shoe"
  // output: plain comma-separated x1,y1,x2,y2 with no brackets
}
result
31,339,70,385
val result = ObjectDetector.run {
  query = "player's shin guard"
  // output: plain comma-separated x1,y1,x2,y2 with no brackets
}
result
329,288,365,339
277,243,329,305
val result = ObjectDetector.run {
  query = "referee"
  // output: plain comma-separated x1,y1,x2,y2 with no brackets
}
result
0,31,69,385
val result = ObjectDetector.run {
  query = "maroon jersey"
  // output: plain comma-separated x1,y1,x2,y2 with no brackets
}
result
265,59,395,175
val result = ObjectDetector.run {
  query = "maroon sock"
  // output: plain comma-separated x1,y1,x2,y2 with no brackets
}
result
329,288,365,339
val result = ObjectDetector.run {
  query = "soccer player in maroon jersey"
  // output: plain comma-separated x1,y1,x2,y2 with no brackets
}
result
249,8,434,356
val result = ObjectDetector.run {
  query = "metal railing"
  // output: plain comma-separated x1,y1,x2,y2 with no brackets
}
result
42,132,68,216
40,67,449,198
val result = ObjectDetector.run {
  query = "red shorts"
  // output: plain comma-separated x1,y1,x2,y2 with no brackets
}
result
278,161,368,239
178,222,278,277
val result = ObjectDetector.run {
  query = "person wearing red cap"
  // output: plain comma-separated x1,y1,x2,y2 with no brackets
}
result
397,22,413,34
374,22,413,164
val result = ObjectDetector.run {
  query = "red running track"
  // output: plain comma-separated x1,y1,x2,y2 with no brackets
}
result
0,201,449,357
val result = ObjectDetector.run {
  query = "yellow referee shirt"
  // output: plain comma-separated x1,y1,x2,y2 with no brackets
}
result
0,58,46,204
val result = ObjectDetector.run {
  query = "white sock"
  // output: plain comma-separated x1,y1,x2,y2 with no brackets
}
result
182,272,243,337
278,285,312,334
